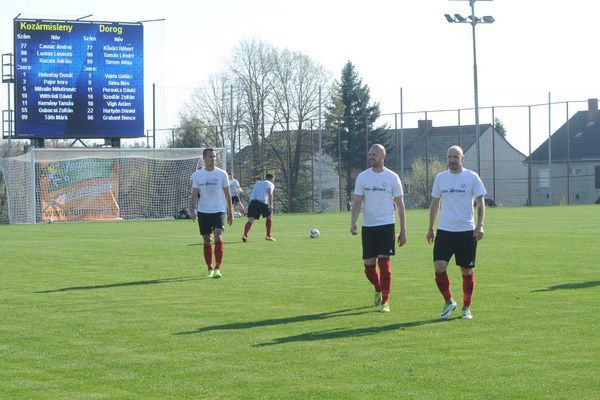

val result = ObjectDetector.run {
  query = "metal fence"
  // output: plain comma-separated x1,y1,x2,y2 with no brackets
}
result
149,98,599,212
3,94,599,215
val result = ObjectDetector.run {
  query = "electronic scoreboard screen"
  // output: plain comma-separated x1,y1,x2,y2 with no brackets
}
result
14,19,144,138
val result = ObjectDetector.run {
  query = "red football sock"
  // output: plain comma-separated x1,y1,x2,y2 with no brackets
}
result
364,264,381,293
462,272,475,307
265,219,272,237
243,222,252,237
435,271,452,301
203,244,213,269
378,258,392,304
214,241,224,269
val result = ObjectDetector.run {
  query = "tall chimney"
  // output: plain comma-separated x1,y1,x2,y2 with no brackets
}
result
588,98,598,122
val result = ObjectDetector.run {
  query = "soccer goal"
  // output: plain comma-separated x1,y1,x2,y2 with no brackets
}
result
0,148,226,224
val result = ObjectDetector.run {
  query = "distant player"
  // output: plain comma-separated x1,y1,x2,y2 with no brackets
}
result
351,144,407,313
189,148,233,278
242,173,276,242
427,145,486,320
228,172,246,216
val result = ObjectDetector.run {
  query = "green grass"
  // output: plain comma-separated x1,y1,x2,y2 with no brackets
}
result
1,206,599,399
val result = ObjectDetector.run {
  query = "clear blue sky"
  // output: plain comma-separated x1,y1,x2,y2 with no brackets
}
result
2,0,598,151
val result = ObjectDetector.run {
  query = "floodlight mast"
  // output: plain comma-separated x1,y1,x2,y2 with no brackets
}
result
445,0,494,176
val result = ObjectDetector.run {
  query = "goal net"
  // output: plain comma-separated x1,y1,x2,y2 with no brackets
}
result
0,148,226,224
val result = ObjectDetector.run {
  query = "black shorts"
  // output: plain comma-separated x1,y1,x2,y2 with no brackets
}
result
361,224,395,260
232,195,241,205
197,212,226,235
433,229,477,268
247,200,271,220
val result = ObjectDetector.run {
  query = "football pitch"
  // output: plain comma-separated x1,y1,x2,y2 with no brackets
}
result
1,206,599,399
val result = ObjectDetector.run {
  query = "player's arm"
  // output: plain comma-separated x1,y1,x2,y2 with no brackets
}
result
223,185,233,226
394,196,407,246
474,195,486,241
267,187,274,212
189,187,199,222
427,197,441,244
350,194,363,235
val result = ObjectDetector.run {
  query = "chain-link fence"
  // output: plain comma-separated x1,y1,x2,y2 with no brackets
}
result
3,89,599,215
142,97,599,212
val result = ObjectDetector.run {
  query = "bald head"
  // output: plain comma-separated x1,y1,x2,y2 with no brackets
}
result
447,145,464,173
370,144,386,156
448,145,464,157
368,144,386,170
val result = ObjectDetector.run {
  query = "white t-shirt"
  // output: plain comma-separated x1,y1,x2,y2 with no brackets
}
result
431,168,487,232
249,180,274,205
190,167,229,213
354,167,404,227
229,178,241,196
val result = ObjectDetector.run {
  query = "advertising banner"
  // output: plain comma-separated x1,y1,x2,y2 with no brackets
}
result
39,158,120,222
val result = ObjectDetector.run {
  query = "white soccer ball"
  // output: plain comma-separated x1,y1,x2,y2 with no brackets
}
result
309,228,320,238
233,211,242,218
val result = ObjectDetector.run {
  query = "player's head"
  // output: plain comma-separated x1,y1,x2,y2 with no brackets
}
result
228,172,233,179
447,145,464,172
203,148,216,169
368,144,386,168
266,173,274,182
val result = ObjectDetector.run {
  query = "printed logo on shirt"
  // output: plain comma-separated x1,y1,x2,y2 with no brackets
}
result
201,178,219,187
441,187,466,194
365,186,387,192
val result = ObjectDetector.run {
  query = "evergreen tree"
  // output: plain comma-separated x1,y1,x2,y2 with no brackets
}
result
324,61,389,202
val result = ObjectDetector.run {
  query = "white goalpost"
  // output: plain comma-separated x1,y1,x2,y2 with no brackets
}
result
0,148,226,224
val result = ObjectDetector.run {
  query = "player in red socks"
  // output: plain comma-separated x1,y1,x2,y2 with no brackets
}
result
242,173,276,242
189,148,233,278
351,144,407,313
427,145,486,319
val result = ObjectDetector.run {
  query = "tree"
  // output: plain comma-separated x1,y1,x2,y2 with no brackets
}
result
267,49,330,211
324,61,389,203
404,157,446,208
170,114,218,148
230,39,275,181
174,73,232,149
494,117,507,138
177,39,331,212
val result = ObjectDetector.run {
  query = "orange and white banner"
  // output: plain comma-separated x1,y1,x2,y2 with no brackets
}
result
39,158,121,222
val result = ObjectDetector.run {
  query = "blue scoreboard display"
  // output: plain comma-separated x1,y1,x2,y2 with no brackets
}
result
14,19,144,138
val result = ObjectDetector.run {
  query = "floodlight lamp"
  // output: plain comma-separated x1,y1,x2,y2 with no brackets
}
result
468,15,481,23
444,14,456,23
482,15,495,23
454,14,467,22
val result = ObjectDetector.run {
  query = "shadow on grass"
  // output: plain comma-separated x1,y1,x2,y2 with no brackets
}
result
34,276,199,293
175,307,374,335
532,280,600,292
253,318,442,347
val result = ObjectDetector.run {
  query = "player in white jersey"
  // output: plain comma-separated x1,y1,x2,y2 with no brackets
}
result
351,144,407,313
228,172,246,216
427,145,486,320
189,148,233,278
242,173,276,242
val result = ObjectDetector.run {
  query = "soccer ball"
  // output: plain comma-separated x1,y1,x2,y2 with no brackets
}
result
233,211,242,218
309,228,320,238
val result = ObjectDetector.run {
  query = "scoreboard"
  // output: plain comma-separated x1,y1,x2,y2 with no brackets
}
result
14,19,144,138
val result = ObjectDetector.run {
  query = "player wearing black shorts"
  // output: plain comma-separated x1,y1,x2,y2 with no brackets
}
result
228,173,246,216
190,148,233,278
427,145,486,320
242,173,275,242
351,144,407,313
